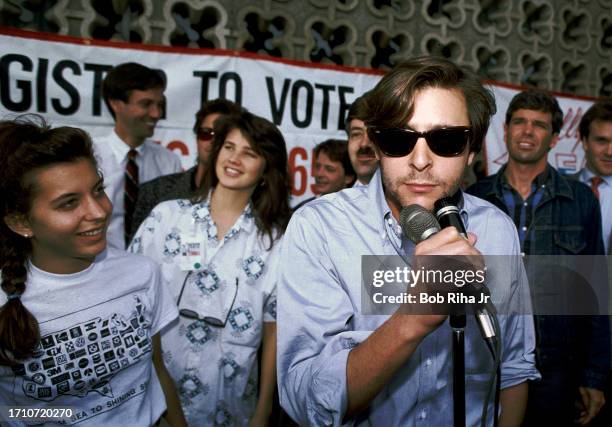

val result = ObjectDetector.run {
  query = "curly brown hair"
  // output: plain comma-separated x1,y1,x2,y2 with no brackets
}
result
0,115,97,364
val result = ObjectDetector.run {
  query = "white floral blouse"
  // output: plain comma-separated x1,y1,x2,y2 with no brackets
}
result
129,193,279,426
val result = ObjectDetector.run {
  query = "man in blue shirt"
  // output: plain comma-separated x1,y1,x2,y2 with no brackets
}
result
278,56,539,426
468,90,609,426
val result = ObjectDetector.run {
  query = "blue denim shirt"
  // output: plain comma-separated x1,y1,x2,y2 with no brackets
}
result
278,169,539,426
467,164,610,390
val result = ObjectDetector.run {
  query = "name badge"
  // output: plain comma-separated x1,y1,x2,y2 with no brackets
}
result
180,234,203,271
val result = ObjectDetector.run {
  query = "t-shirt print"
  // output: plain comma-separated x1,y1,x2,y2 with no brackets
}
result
10,294,153,424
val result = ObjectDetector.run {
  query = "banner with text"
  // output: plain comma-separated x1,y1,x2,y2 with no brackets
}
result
0,29,596,204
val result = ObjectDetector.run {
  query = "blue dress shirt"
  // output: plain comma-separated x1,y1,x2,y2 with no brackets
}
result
277,169,540,426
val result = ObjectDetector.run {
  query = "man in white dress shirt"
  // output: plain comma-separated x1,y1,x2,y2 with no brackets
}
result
96,62,182,250
576,100,612,254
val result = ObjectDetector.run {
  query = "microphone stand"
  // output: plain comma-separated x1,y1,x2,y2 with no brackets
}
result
450,306,466,427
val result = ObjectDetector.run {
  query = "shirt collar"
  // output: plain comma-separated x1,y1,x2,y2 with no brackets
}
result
201,189,256,236
353,179,369,189
107,130,146,161
494,163,572,200
498,163,548,189
368,169,394,233
581,167,612,186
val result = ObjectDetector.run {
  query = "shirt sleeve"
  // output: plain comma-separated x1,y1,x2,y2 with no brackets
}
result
128,202,167,258
262,240,281,323
145,258,179,336
277,208,369,426
498,233,541,389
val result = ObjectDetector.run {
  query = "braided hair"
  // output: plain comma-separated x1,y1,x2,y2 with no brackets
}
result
0,115,97,364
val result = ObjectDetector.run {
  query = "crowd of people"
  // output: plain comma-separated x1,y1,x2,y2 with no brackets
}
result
0,56,611,426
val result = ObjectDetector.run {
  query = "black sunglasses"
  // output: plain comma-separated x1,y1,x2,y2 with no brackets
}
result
196,127,215,141
368,126,472,157
177,273,239,327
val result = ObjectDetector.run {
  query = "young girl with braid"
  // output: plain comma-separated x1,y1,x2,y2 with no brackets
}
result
0,116,186,426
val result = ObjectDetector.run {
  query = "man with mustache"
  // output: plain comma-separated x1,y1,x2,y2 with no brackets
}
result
468,90,609,426
346,93,379,187
278,56,539,426
95,62,182,250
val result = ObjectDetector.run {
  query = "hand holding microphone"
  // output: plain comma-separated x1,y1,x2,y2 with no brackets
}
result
400,199,497,349
400,202,480,258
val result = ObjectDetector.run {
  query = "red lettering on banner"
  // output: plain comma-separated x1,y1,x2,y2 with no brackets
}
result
167,140,189,156
554,153,577,171
310,151,317,195
289,147,308,196
562,107,583,140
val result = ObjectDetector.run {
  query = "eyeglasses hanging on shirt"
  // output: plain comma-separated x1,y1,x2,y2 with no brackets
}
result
177,272,239,327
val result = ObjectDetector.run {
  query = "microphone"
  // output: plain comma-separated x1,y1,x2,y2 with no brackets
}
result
433,196,467,238
433,195,497,347
400,202,498,350
400,204,441,243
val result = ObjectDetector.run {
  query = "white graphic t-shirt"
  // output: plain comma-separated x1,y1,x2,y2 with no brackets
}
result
129,195,279,427
0,248,178,426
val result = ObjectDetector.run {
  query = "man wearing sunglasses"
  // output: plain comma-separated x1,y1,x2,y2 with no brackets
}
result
278,56,539,426
467,90,608,426
128,99,244,241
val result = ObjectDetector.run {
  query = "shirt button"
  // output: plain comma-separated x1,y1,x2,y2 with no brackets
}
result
425,358,432,367
523,202,528,207
521,252,525,257
521,226,527,231
419,410,427,420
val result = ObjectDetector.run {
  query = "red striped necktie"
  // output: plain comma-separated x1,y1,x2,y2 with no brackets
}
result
124,149,139,246
591,176,603,200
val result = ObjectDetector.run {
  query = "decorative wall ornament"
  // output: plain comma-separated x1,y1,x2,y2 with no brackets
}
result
1,0,611,97
365,26,413,69
162,0,228,49
471,43,511,82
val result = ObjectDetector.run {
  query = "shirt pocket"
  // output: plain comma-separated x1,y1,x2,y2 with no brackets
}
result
553,227,586,254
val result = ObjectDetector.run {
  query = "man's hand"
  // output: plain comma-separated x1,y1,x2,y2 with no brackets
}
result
414,228,479,258
397,228,482,337
575,386,605,425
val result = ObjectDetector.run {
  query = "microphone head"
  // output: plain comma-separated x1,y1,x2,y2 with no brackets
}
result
400,205,441,244
434,192,463,214
433,196,455,211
